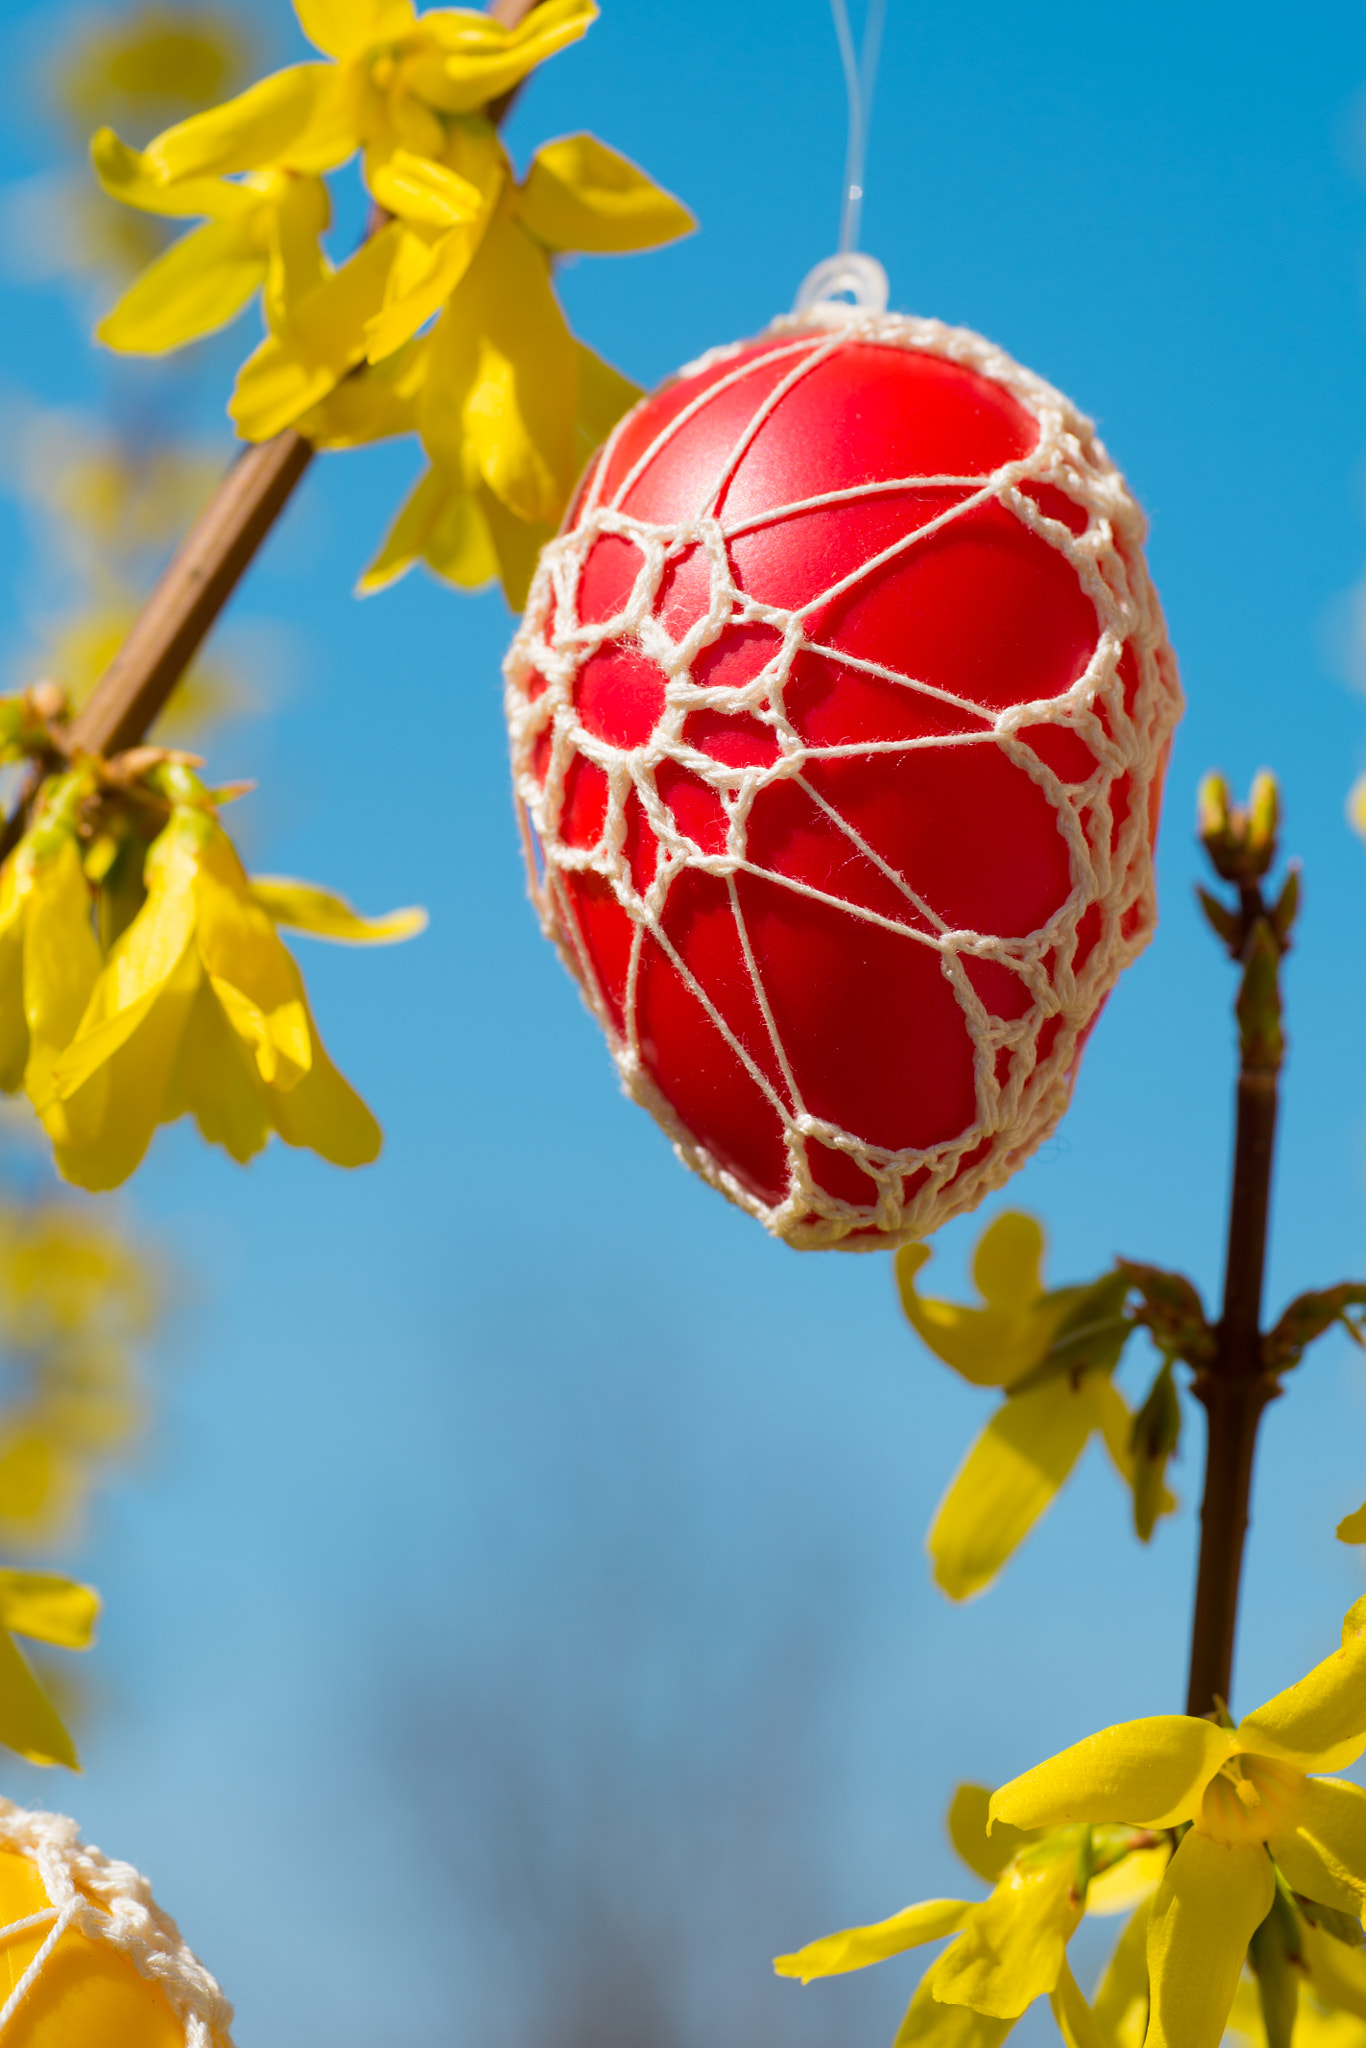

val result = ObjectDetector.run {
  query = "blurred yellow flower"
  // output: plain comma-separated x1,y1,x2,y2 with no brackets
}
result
897,1216,1172,1601
0,1205,155,1549
53,6,250,140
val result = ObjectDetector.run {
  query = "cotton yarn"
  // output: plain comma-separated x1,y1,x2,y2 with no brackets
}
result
0,1799,231,2044
504,305,1182,1250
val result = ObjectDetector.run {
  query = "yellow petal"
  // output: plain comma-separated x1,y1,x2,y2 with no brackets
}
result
297,333,431,448
0,1626,79,1769
51,944,200,1192
478,480,552,608
89,127,256,220
263,172,331,332
1091,1374,1177,1530
248,877,427,944
0,1570,99,1649
1337,1505,1366,1544
1238,1603,1366,1773
946,1784,1045,1886
144,63,337,181
931,1851,1084,2018
369,147,485,229
517,132,693,253
192,845,317,1089
990,1719,1233,1833
974,1213,1046,1309
1270,1778,1366,1918
265,1024,381,1167
1086,1845,1170,1917
47,813,200,1107
927,1374,1100,1601
294,0,416,59
401,0,596,114
165,977,271,1164
209,975,311,1089
774,1899,970,1983
1145,1832,1273,2048
96,216,264,354
574,339,643,462
1093,1897,1153,2048
895,1236,1064,1389
1051,1957,1111,2048
21,835,102,1106
0,853,33,1095
1301,1917,1366,2019
230,222,405,439
893,1975,1014,2048
456,217,577,525
364,218,484,365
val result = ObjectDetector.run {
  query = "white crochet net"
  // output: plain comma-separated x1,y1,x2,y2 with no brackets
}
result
0,1798,232,2043
504,305,1182,1251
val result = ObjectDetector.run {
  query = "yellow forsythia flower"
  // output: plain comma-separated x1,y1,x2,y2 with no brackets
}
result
0,1206,155,1548
0,1569,99,1769
897,1216,1172,1600
774,1778,1169,2048
992,1597,1366,2048
0,765,423,1190
90,0,695,605
0,768,105,1111
91,130,329,352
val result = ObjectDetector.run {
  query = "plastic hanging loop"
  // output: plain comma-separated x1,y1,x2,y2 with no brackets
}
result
793,0,890,317
831,0,887,256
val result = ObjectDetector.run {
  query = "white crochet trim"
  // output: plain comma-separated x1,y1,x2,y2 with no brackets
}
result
0,1798,232,2042
505,306,1182,1250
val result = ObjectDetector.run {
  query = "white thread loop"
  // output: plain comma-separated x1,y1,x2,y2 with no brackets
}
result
793,251,890,318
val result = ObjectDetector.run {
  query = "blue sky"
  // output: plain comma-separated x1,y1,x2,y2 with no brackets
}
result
2,1,1366,2042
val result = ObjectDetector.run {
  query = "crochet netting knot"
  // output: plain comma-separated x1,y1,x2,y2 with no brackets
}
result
504,306,1182,1250
0,1798,232,2044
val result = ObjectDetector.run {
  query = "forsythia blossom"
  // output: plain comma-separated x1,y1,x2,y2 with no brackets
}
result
0,1205,155,1548
774,1775,1168,2048
897,1215,1174,1600
90,0,695,603
0,757,423,1190
991,1598,1366,2048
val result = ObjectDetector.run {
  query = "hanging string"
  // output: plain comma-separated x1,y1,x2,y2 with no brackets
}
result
794,0,890,316
830,0,887,255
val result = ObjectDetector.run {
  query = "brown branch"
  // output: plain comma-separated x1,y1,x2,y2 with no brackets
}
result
1184,795,1291,1718
29,0,539,795
1184,1046,1280,1716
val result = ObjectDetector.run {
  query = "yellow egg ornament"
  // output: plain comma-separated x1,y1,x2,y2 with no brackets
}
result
0,1800,231,2046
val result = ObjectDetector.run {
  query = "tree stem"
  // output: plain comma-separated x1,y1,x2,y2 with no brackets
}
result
1185,889,1283,1718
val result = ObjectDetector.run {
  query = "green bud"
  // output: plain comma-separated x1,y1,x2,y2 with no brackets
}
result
1196,885,1241,951
1249,1885,1303,2048
1197,771,1231,846
1130,1357,1182,1543
1270,865,1300,944
1247,769,1280,869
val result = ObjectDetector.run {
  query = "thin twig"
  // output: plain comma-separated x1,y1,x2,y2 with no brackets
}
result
1184,846,1289,1717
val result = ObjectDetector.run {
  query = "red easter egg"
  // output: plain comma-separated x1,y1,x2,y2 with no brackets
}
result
505,311,1181,1249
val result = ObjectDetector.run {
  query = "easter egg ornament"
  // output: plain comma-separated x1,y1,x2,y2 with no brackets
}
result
0,1800,232,2046
504,4,1181,1251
